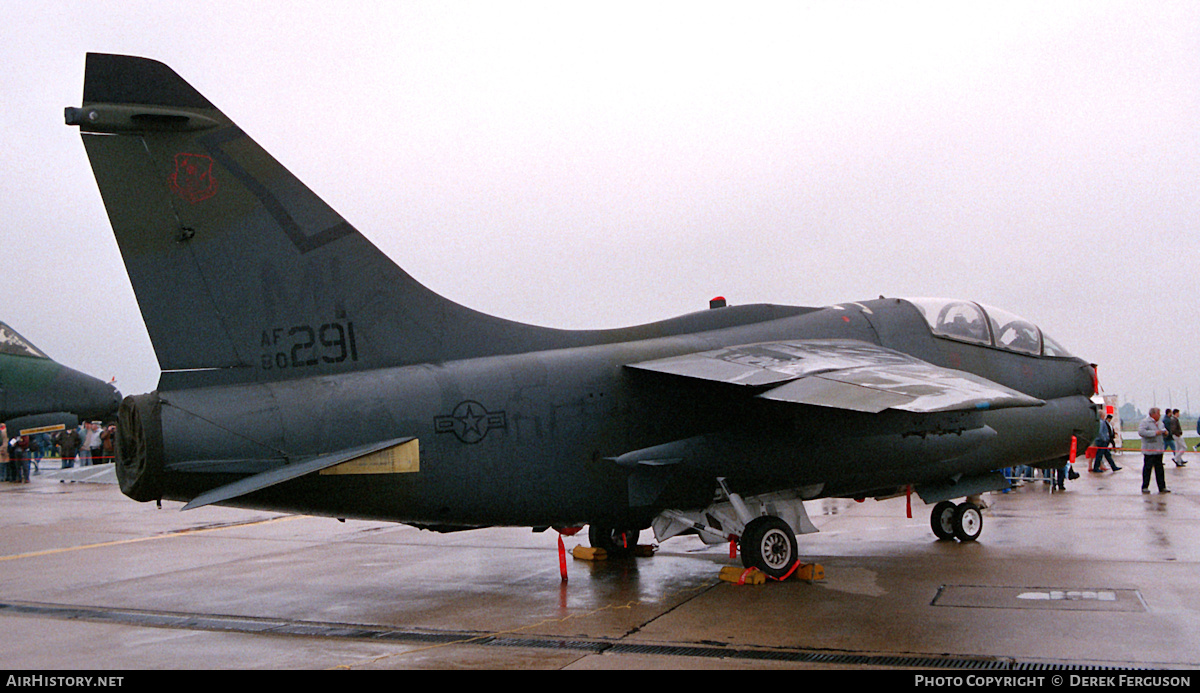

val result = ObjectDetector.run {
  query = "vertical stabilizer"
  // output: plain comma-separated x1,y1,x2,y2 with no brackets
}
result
68,54,576,389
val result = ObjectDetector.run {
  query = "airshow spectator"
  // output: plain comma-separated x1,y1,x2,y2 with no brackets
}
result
57,426,80,469
1,425,9,482
82,422,101,466
101,424,116,465
1169,408,1186,467
1138,408,1170,494
12,436,31,483
1091,415,1121,473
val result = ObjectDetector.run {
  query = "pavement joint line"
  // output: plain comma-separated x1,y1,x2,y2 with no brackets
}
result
329,596,648,668
0,598,1148,670
329,578,720,669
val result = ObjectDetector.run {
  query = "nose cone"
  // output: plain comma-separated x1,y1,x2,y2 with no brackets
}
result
53,366,121,420
1072,359,1098,398
77,372,121,419
1073,358,1102,443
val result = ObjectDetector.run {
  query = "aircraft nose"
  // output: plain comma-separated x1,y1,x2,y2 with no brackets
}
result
92,379,122,419
107,384,123,415
59,367,122,419
1074,359,1098,398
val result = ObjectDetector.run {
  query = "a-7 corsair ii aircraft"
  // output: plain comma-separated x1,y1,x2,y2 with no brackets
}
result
66,54,1099,578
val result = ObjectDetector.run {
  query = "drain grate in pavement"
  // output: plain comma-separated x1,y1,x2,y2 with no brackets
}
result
933,585,1146,612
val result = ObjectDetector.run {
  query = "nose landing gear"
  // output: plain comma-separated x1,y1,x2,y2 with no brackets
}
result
930,499,983,542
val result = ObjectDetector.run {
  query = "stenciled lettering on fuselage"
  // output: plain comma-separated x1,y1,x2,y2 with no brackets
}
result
260,321,358,371
434,401,508,444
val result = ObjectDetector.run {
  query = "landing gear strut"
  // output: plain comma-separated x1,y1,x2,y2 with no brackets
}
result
588,525,640,556
930,499,982,542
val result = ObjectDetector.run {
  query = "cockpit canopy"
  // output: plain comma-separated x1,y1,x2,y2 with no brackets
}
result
0,322,49,359
904,298,1072,357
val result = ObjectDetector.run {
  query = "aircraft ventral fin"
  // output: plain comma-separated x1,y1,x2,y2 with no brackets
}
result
182,437,417,511
628,339,1043,414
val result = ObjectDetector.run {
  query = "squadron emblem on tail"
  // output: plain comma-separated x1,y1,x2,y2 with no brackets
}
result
168,152,217,203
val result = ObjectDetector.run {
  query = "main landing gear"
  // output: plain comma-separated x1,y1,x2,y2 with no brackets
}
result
739,516,799,579
930,499,983,542
648,479,819,579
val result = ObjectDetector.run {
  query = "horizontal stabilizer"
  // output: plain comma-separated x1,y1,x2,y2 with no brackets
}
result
629,339,1043,414
182,436,415,511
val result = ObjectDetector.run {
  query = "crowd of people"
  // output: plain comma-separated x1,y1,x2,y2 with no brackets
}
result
1,421,116,483
1083,407,1194,493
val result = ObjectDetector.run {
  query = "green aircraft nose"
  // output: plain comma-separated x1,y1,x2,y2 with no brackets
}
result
55,365,121,420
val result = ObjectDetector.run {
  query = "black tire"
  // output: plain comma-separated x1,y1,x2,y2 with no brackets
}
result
739,516,798,579
931,500,957,540
588,525,640,556
953,502,983,542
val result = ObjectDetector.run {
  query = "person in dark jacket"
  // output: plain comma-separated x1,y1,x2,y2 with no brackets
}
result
1091,414,1121,473
12,436,31,483
1168,408,1186,467
57,426,80,469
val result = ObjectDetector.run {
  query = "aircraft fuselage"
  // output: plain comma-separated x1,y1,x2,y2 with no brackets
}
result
143,297,1096,529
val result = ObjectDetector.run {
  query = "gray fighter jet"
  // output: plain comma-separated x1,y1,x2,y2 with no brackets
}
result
66,54,1099,577
1,321,121,435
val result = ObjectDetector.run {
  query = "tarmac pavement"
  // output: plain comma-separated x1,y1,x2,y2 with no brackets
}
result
0,454,1197,671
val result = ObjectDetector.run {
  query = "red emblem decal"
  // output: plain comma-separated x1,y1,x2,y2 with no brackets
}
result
169,153,218,203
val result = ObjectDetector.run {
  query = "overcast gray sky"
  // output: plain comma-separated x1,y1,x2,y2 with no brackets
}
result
2,1,1197,415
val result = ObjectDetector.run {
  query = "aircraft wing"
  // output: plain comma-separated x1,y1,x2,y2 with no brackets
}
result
628,339,1042,414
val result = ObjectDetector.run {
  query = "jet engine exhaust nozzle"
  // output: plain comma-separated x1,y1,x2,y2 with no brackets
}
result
115,392,165,503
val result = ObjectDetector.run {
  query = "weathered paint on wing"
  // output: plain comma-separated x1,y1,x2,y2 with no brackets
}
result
629,339,1044,413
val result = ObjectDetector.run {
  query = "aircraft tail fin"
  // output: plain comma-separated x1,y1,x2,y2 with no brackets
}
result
67,54,568,388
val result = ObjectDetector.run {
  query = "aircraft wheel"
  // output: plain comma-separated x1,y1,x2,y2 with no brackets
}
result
588,525,640,556
739,516,798,579
953,502,983,542
930,500,957,540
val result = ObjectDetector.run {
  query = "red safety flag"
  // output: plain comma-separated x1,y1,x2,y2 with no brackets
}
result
558,534,568,582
